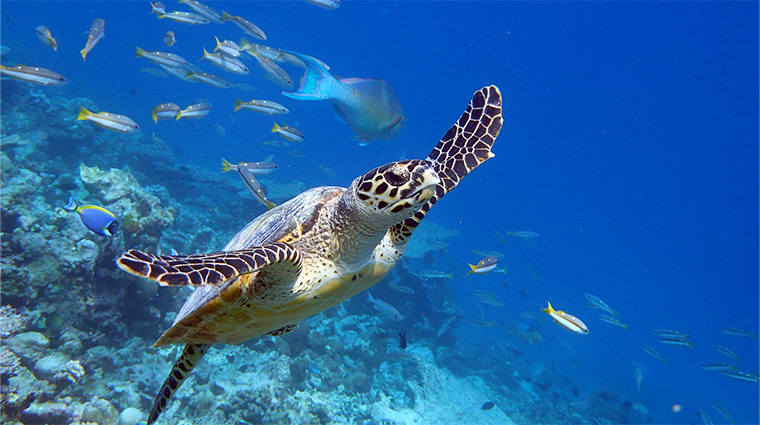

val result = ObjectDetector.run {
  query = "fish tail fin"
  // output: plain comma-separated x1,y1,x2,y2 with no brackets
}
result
239,36,251,50
200,47,210,61
234,98,243,112
221,10,232,20
265,200,277,210
178,0,187,3
157,14,167,20
147,343,209,425
77,107,91,121
280,50,335,101
214,36,222,50
541,301,554,315
151,110,158,124
366,291,374,303
63,197,77,211
221,158,234,172
467,264,477,276
271,122,280,133
175,109,185,121
135,46,147,57
80,48,87,61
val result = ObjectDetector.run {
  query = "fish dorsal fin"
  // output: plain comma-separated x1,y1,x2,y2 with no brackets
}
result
389,85,502,244
117,242,301,287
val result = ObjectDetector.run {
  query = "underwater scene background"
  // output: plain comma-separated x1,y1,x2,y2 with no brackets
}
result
1,1,758,424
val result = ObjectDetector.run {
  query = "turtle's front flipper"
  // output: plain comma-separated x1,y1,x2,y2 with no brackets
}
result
147,343,210,425
117,242,301,287
391,85,503,241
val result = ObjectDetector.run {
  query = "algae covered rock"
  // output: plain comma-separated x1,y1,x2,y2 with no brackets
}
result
79,162,175,238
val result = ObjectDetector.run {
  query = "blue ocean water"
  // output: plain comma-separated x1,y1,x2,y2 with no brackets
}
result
1,1,758,424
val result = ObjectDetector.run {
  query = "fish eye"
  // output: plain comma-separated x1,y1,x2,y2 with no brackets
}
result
386,169,408,186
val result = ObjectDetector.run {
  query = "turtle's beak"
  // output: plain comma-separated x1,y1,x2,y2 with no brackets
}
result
411,169,439,203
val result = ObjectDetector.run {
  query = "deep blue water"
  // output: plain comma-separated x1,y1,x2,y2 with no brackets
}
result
2,1,758,424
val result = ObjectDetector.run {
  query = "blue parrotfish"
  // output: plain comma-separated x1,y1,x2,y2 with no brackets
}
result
281,51,405,145
64,197,119,236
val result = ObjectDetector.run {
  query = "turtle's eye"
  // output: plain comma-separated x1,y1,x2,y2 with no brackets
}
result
386,169,409,186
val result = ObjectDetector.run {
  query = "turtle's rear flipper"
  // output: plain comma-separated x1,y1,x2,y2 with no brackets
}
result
391,86,503,241
117,242,301,287
147,343,210,425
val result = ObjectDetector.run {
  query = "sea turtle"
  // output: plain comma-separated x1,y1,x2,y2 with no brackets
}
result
116,85,503,424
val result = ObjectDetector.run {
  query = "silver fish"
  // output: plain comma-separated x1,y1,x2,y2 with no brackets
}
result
715,345,739,360
234,99,289,115
240,38,281,61
222,11,266,40
657,337,694,348
35,25,58,51
200,48,249,75
247,48,293,89
318,165,337,178
176,103,211,120
712,403,736,425
178,0,223,23
214,37,241,58
271,123,304,142
651,328,689,338
413,270,453,280
186,71,231,89
77,107,139,133
584,293,618,316
436,315,458,338
152,102,180,122
721,369,759,383
641,344,667,364
598,314,628,329
221,158,278,175
701,362,736,371
135,47,191,68
150,1,166,15
366,292,402,321
389,285,414,295
159,11,210,25
80,18,105,61
506,230,539,239
305,0,340,9
721,328,755,338
237,166,275,209
0,64,67,86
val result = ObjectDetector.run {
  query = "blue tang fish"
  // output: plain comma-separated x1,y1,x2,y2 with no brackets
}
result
282,51,405,145
64,197,119,236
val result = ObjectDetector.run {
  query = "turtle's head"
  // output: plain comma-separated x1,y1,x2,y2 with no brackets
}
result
349,160,439,221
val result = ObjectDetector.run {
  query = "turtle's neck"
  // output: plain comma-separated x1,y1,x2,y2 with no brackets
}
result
325,188,396,269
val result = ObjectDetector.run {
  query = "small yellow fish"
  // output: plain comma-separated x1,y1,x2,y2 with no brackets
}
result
467,256,499,276
77,107,139,133
272,123,304,142
0,64,67,86
176,103,211,120
35,25,58,51
80,18,105,61
152,102,180,123
542,302,589,335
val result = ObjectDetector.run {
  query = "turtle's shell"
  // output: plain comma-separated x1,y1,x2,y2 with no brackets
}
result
162,186,344,345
